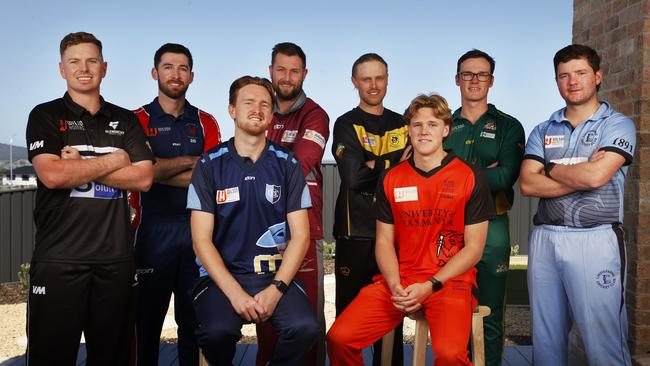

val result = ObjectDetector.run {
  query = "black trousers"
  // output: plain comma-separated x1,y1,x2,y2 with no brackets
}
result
335,238,404,366
27,260,136,366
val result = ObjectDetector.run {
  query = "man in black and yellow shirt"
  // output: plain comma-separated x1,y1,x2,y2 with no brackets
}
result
331,53,409,365
444,49,525,366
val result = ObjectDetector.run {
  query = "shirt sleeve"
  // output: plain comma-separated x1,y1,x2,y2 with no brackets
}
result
331,116,381,191
187,154,215,213
26,106,63,162
523,123,546,164
465,165,496,225
599,113,636,166
374,170,394,224
199,110,222,152
292,106,329,180
484,120,525,192
286,154,312,213
124,112,155,163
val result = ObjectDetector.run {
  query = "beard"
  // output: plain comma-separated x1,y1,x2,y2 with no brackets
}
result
158,79,189,99
273,80,303,101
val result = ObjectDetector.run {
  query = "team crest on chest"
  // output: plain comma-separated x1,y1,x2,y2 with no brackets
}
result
484,120,496,131
265,184,281,204
389,132,401,148
582,130,598,145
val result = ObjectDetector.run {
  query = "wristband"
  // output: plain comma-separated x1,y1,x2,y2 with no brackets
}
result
428,277,443,293
271,279,288,295
544,162,556,177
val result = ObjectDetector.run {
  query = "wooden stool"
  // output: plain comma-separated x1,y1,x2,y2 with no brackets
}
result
199,349,209,366
381,305,491,366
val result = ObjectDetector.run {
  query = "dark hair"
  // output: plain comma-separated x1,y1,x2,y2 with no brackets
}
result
60,32,102,57
553,44,600,73
456,49,495,74
272,42,306,68
229,76,276,106
154,43,193,70
351,53,388,77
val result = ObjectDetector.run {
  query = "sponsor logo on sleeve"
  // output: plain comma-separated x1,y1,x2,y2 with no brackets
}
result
394,186,418,202
29,140,44,151
544,135,564,148
335,143,345,159
303,129,326,149
281,130,298,143
265,184,281,204
32,285,46,295
70,181,123,199
216,187,240,204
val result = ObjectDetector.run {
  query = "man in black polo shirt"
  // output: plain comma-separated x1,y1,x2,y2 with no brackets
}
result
25,32,154,365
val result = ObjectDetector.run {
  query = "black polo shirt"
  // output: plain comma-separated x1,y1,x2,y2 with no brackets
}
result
26,92,153,263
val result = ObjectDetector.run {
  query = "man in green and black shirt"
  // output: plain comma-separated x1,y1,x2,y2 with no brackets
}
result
331,53,409,365
444,49,525,366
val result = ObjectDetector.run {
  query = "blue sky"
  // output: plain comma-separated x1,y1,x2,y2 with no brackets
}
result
2,0,572,160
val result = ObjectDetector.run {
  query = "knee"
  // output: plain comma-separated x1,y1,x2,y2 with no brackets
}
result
326,320,352,348
196,320,240,348
431,345,468,364
287,317,320,347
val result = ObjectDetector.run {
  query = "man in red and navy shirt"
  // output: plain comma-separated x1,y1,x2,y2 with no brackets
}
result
130,43,221,366
257,42,330,366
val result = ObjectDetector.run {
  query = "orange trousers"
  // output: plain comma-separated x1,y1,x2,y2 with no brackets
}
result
327,278,475,366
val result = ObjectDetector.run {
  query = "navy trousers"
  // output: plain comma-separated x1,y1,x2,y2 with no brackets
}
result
193,273,320,366
134,216,198,366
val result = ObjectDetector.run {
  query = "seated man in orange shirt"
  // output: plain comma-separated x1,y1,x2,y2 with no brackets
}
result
327,94,494,365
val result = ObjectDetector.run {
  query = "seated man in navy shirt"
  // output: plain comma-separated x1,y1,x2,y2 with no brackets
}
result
187,75,319,365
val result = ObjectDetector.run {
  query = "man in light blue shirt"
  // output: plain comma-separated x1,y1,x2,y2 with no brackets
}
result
520,44,635,365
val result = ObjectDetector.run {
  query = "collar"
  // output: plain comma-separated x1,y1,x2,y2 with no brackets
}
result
227,137,270,165
274,90,307,115
148,97,196,120
550,101,613,125
408,150,456,178
452,103,498,122
63,92,109,119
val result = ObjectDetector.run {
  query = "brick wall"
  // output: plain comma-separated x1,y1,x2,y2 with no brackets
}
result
574,0,650,363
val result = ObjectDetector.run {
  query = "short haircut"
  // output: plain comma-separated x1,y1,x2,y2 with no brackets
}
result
60,32,102,58
228,76,276,107
272,42,306,68
351,53,388,77
154,43,193,70
553,44,601,74
404,94,453,140
456,49,495,74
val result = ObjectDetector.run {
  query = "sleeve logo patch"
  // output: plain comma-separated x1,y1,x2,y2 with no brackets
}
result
394,186,418,202
544,135,564,148
303,129,326,149
281,130,298,143
216,187,240,204
335,143,345,159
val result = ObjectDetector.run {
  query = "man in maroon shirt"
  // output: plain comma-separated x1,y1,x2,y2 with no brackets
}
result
256,42,330,366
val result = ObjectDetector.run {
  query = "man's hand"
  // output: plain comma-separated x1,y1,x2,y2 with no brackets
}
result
60,146,81,160
228,289,264,323
253,285,283,322
487,161,499,168
391,282,433,314
590,149,606,163
364,160,376,169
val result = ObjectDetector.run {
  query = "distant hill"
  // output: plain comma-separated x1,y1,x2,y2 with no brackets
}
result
0,143,28,161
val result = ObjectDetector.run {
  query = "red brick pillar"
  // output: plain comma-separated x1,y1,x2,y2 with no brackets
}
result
574,0,650,363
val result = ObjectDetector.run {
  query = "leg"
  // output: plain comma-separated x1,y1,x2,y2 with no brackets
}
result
327,282,404,366
335,238,403,365
85,261,136,366
475,215,510,366
560,226,632,366
192,277,243,366
528,226,570,366
174,222,200,366
133,221,174,366
256,238,325,366
27,261,90,365
423,279,474,366
267,281,321,365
